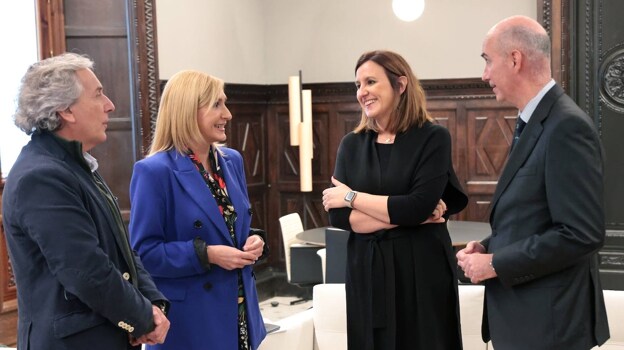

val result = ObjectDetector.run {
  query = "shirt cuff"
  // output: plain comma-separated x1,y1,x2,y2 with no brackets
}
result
193,236,211,271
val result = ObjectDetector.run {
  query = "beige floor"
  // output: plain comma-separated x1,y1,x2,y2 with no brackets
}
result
259,296,313,322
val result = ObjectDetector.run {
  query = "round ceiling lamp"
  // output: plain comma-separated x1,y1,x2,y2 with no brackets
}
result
392,0,425,22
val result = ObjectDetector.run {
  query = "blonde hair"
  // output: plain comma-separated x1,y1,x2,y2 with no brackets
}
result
149,70,224,155
353,50,431,134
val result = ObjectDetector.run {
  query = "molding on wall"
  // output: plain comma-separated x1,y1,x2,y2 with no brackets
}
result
131,0,160,157
161,78,494,105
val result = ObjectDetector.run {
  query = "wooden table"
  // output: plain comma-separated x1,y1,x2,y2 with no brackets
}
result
295,221,490,247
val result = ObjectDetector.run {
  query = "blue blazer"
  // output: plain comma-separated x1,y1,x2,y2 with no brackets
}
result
129,148,266,350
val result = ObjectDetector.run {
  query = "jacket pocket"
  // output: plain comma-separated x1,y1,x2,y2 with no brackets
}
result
516,166,536,177
53,310,107,339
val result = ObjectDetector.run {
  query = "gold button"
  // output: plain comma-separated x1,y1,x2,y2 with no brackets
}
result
118,321,124,327
128,326,134,333
122,272,130,280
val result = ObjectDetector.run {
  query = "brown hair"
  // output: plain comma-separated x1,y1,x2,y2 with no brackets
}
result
353,50,431,134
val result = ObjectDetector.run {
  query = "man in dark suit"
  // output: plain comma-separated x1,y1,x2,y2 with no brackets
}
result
456,16,610,349
2,53,170,349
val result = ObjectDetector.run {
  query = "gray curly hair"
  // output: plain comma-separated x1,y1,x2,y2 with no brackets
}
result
14,52,94,135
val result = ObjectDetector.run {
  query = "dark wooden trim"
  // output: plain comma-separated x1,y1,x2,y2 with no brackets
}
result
130,0,160,159
37,0,66,59
217,78,492,104
538,0,571,92
64,26,127,37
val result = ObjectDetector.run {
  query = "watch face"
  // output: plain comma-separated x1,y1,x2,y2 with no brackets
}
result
345,191,355,201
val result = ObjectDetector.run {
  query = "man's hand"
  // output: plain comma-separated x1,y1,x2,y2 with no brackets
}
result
457,241,486,255
130,305,170,346
456,241,496,283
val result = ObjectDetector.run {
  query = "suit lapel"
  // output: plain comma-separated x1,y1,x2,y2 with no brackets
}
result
40,134,140,284
170,151,231,241
490,85,564,219
89,171,139,285
218,152,246,241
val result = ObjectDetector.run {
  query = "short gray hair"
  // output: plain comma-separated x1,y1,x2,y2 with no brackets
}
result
14,52,94,134
498,25,551,71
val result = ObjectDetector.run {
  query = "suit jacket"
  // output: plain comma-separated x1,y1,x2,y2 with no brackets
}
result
482,84,610,349
2,132,165,350
129,148,266,350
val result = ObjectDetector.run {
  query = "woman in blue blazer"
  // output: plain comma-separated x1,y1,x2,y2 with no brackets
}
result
129,70,267,350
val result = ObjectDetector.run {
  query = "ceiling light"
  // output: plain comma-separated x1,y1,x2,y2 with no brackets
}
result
392,0,425,22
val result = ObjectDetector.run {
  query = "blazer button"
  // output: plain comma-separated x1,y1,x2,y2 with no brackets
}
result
194,220,203,229
203,282,212,291
122,272,130,280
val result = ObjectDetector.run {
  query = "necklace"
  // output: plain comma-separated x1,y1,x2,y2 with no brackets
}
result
385,138,392,143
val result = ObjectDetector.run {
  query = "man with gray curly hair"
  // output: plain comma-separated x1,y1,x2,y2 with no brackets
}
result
2,52,170,349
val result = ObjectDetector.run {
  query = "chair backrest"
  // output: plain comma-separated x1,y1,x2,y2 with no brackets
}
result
279,213,304,281
325,227,348,283
316,248,326,283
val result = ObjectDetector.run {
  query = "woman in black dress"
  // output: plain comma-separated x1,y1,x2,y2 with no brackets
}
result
322,50,468,350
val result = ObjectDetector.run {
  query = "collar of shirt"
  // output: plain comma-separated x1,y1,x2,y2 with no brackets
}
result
518,79,556,123
49,131,98,173
83,152,99,172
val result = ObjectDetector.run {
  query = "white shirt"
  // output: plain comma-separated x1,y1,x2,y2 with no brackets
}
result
518,79,556,123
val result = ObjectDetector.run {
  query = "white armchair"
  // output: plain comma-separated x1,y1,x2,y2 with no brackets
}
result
258,309,315,350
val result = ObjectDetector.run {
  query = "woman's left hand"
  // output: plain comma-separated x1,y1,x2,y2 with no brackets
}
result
321,177,351,212
243,234,264,261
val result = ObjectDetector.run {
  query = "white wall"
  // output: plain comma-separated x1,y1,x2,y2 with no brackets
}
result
156,0,536,83
156,0,266,83
0,1,38,178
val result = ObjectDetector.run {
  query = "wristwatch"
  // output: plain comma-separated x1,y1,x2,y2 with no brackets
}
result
344,190,358,208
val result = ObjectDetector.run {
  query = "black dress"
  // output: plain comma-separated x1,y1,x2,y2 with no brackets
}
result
328,121,468,350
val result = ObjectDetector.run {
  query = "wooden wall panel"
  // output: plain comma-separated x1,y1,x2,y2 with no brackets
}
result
428,98,518,222
277,106,301,186
225,103,270,269
63,0,136,220
227,106,266,186
466,104,517,181
219,79,517,272
561,0,624,289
